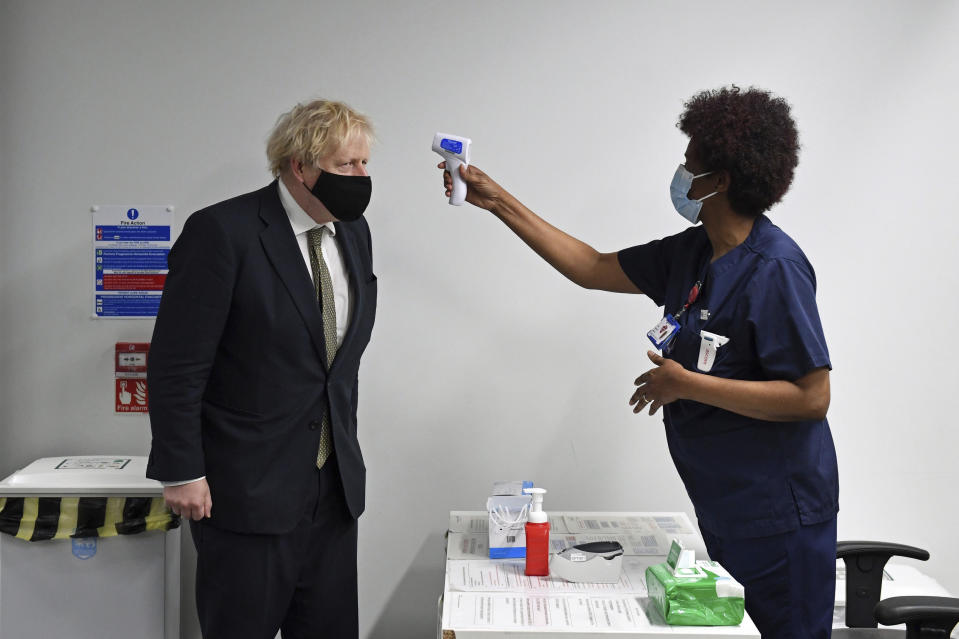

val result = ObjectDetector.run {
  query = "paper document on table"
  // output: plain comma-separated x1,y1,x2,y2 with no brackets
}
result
449,511,489,533
448,533,490,559
646,514,695,535
549,517,569,534
447,558,649,595
443,592,760,636
563,514,655,534
444,592,654,631
562,513,695,535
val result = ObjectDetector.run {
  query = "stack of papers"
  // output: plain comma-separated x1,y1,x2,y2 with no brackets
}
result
442,511,759,637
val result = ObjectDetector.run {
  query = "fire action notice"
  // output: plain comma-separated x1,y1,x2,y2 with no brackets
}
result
92,205,173,318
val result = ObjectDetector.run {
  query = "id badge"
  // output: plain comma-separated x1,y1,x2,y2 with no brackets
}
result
647,315,680,350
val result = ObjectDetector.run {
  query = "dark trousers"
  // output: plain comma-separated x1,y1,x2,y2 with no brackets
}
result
190,457,358,639
700,517,837,638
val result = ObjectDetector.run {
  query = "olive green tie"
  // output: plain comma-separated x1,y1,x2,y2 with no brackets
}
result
307,226,338,469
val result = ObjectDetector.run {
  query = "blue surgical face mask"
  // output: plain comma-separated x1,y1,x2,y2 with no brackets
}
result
670,164,717,224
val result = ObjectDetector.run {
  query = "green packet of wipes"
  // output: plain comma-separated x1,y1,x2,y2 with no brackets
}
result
645,559,745,626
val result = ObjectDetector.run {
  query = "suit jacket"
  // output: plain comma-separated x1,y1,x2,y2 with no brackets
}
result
146,181,377,534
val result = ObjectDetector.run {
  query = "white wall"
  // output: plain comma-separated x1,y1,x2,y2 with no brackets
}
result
2,1,957,637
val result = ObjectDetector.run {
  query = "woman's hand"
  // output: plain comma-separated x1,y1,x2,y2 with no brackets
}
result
438,162,505,212
630,350,689,415
631,352,831,421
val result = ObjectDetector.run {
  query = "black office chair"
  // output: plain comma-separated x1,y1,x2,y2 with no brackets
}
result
833,541,959,637
874,596,959,638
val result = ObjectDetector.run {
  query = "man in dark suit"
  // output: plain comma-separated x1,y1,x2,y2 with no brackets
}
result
146,99,377,639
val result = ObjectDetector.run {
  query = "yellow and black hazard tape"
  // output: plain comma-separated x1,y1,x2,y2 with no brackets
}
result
0,496,179,541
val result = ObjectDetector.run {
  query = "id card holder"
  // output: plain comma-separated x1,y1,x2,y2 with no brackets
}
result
647,315,680,350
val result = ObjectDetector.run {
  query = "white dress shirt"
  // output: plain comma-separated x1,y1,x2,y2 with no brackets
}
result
163,179,353,487
276,177,353,345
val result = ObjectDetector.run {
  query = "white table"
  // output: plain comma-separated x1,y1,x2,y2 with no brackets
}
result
438,511,759,639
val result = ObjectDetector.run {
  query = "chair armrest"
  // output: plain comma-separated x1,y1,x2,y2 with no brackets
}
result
837,541,930,562
837,540,930,628
874,596,959,638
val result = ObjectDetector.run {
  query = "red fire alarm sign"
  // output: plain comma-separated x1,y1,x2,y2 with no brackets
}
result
115,342,150,414
115,377,149,413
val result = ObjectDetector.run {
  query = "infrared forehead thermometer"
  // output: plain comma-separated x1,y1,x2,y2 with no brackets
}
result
432,132,471,205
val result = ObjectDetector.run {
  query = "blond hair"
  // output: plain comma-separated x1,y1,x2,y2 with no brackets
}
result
266,99,374,177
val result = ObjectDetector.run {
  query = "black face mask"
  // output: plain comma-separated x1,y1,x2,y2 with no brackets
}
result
308,171,372,222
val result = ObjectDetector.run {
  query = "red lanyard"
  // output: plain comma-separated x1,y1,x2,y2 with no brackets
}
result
672,280,702,320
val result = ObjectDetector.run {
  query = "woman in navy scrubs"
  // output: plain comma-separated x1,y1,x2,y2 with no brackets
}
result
439,86,837,637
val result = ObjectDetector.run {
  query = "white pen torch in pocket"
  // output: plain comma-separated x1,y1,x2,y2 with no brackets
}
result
697,330,729,373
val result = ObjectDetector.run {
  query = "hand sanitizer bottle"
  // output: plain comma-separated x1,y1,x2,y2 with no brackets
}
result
523,487,549,576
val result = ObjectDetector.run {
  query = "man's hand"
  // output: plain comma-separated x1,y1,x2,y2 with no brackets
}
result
163,478,212,521
629,350,690,415
438,162,505,212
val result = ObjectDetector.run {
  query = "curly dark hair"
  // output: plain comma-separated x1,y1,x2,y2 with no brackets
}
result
678,86,799,218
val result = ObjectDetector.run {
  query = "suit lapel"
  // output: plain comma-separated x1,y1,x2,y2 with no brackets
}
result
331,220,365,373
258,181,329,367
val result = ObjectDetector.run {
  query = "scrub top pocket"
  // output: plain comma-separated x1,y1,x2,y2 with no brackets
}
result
695,330,730,372
669,324,730,375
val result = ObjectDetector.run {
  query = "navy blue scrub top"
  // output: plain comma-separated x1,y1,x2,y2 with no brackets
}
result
618,215,838,539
